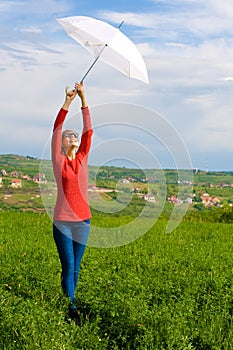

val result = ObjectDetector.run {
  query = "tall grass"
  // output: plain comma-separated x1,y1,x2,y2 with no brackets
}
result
1,211,233,349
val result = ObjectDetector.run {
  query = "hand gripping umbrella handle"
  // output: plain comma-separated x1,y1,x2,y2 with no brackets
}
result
80,21,124,83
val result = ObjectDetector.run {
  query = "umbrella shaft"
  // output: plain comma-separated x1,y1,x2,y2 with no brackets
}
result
80,44,107,82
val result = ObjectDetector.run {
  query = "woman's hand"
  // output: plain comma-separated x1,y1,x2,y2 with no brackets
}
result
62,87,77,111
75,82,84,97
75,81,87,108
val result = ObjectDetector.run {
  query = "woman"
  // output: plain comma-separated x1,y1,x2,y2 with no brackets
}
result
51,82,93,320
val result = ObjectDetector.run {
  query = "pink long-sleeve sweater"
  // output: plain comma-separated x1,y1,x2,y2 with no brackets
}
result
52,107,93,221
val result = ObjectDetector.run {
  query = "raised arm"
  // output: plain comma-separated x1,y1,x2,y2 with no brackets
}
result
74,82,93,160
52,88,77,164
53,87,77,132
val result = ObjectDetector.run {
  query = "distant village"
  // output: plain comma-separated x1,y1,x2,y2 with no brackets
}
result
0,169,47,188
1,168,233,207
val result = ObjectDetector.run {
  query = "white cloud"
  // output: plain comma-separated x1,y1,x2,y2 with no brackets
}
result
18,26,42,34
165,43,186,48
208,0,233,17
183,93,233,152
0,0,70,15
0,1,21,12
221,77,233,81
99,5,233,42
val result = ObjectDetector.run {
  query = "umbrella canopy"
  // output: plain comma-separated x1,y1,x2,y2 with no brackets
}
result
56,16,149,84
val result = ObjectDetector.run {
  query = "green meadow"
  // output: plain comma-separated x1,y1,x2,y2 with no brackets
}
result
1,154,233,349
1,211,233,350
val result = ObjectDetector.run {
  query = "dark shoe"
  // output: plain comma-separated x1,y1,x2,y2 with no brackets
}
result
68,308,79,320
67,300,80,322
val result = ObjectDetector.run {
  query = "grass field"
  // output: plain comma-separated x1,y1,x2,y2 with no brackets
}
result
1,211,233,349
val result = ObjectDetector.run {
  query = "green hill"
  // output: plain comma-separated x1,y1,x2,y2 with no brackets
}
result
0,154,233,216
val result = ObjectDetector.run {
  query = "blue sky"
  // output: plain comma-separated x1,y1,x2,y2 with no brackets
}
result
0,0,233,171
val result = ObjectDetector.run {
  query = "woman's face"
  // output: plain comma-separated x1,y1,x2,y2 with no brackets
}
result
62,130,79,153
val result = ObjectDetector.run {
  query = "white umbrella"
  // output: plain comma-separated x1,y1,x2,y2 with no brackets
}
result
56,16,149,84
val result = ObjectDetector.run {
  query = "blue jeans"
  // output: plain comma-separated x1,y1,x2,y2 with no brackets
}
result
53,220,90,303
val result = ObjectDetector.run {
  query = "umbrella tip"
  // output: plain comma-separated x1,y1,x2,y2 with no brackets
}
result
118,21,124,29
